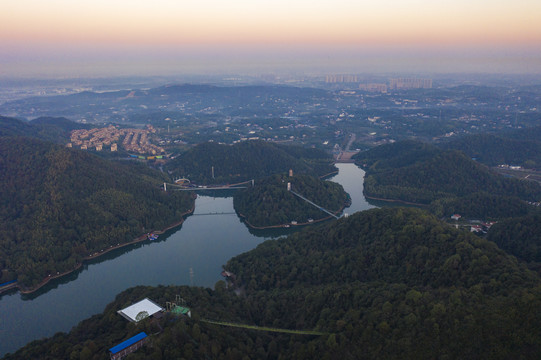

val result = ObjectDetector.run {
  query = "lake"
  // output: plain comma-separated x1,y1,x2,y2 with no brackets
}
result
0,163,374,356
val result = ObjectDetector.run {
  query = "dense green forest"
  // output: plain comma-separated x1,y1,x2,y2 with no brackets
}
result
441,129,541,168
354,140,440,172
5,208,541,359
428,192,534,220
487,213,541,273
233,174,348,227
165,140,336,184
0,115,87,144
0,136,194,288
355,140,541,219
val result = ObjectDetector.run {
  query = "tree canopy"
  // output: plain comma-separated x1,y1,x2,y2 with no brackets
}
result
441,127,541,168
5,208,541,359
165,140,336,185
355,140,541,219
0,115,88,144
0,136,194,288
233,173,348,227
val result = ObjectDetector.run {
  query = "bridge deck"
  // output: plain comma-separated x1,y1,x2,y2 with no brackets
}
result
289,190,340,219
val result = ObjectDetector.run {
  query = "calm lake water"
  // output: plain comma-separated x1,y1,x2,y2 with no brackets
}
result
0,163,373,356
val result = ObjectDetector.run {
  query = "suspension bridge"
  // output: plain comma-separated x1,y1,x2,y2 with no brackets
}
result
289,188,340,219
190,212,237,216
171,186,248,191
163,179,254,192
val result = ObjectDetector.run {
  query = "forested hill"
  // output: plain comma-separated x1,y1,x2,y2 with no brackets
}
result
225,208,541,358
488,213,541,273
165,140,336,184
6,208,540,359
441,128,541,168
353,140,440,172
363,149,541,203
354,140,541,219
233,174,347,227
0,115,87,144
0,136,194,289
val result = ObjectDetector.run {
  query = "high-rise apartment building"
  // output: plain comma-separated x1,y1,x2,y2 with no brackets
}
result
389,78,432,90
325,74,359,83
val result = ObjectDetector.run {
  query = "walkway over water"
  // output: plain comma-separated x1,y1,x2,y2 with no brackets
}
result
289,190,340,219
165,179,253,192
172,186,247,191
190,212,237,216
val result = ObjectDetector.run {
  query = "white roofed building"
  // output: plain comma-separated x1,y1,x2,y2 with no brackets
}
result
117,298,164,323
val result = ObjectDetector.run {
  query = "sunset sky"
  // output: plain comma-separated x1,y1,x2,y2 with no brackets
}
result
1,0,540,77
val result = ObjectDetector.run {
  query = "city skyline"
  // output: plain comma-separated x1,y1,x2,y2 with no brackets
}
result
2,0,540,77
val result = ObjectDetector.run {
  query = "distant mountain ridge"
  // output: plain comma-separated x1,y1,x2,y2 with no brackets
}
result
0,83,330,120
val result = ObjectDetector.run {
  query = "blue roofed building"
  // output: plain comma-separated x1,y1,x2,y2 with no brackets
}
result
109,332,148,359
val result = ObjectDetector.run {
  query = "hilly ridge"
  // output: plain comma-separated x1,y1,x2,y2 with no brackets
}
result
355,140,541,219
0,115,86,144
233,173,348,227
441,129,541,167
0,136,194,289
4,208,540,359
165,140,336,184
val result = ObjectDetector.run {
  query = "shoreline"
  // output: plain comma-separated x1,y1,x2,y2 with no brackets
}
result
6,205,195,296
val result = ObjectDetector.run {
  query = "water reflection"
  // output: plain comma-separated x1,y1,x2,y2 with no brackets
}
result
0,163,372,357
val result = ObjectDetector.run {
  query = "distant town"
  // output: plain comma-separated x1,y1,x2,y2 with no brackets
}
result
68,124,165,155
1,74,540,157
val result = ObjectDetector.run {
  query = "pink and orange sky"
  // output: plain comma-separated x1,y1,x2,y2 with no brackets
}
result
1,0,541,76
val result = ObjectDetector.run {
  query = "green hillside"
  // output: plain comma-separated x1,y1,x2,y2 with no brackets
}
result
442,130,541,168
0,115,87,144
487,213,541,272
0,136,194,289
5,208,540,359
354,140,440,171
233,174,348,227
355,141,541,219
165,140,336,185
225,208,541,358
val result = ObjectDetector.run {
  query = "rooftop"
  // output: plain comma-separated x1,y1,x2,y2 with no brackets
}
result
117,298,164,323
109,332,147,354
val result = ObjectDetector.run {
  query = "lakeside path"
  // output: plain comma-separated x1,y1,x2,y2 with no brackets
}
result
5,205,195,296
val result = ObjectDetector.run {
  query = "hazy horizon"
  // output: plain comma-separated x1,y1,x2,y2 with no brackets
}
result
2,0,541,77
